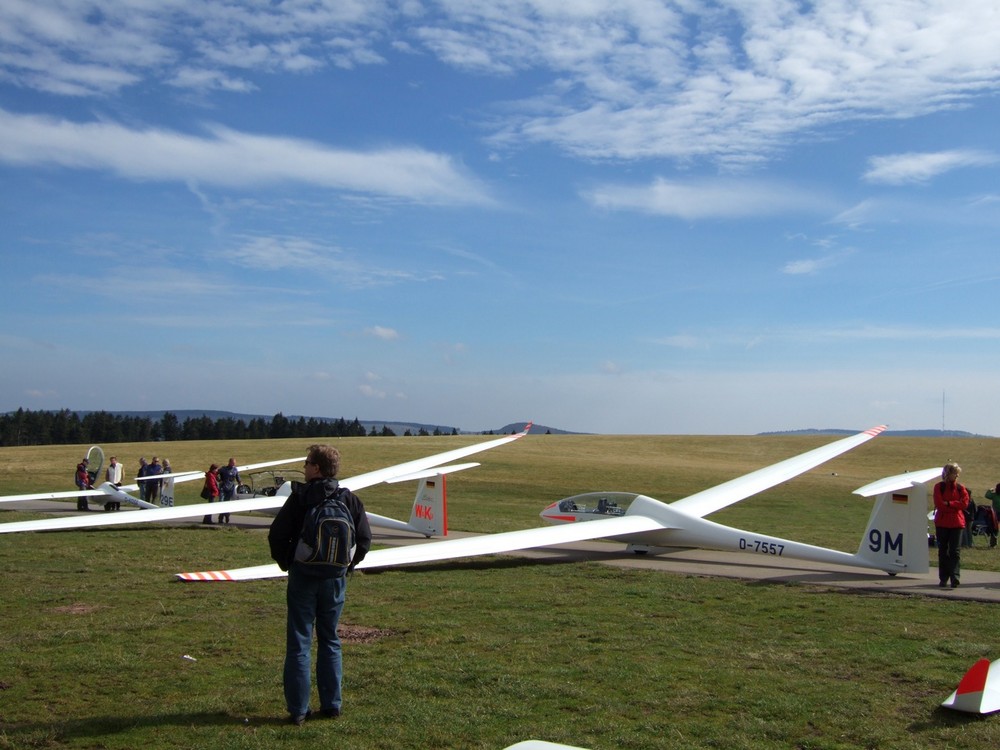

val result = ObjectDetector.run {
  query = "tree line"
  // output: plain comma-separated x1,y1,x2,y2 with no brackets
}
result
0,409,459,447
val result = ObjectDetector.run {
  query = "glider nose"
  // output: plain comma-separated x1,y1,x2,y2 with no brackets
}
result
540,501,575,524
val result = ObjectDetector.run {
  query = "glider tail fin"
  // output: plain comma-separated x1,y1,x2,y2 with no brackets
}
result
160,476,176,507
408,474,448,537
853,472,932,574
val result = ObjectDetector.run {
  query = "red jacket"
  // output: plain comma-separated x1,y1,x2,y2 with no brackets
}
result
934,481,969,528
204,471,219,500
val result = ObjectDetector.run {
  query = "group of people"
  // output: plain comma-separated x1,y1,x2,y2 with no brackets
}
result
71,454,243,517
200,458,241,524
74,454,166,511
137,456,169,505
933,463,1000,589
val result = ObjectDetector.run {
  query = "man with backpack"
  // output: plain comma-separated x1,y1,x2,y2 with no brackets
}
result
267,444,372,726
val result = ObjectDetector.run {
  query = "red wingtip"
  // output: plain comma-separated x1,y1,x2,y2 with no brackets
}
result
956,658,992,696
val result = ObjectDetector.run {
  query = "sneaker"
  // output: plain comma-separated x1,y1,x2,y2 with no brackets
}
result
289,710,311,726
951,579,960,588
320,707,341,719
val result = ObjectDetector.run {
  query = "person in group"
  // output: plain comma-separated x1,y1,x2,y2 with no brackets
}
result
202,464,220,524
159,458,174,506
75,457,92,511
106,456,123,486
137,457,148,502
145,456,164,505
934,462,970,588
267,445,372,726
962,493,977,548
985,483,1000,548
104,456,124,511
217,458,241,524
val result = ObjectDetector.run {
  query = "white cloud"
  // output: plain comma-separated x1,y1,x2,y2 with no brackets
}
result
168,67,257,93
225,236,434,288
0,0,385,95
0,109,493,205
864,149,999,185
782,248,854,275
583,177,833,219
461,1,1000,163
4,2,1000,167
366,326,401,341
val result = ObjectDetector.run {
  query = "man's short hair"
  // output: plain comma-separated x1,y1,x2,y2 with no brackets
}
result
307,444,341,478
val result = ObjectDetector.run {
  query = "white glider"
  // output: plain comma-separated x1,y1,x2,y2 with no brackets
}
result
941,658,1000,714
177,425,937,582
0,426,530,535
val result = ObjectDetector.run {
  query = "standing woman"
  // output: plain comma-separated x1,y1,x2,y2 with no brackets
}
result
934,462,969,588
202,463,220,525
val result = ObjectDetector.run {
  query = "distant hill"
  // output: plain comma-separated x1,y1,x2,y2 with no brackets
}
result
497,422,580,435
759,428,993,439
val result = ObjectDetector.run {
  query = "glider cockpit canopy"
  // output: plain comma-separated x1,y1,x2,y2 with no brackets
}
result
553,492,637,517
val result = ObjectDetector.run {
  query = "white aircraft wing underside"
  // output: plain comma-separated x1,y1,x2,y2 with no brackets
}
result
0,458,307,504
668,425,886,518
852,467,941,497
176,514,669,581
0,483,144,503
0,494,294,534
386,462,481,483
338,431,528,493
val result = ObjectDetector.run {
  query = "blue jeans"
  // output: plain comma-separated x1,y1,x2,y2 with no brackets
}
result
283,569,346,717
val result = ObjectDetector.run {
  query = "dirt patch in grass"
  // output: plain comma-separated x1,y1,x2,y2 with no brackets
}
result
340,624,396,643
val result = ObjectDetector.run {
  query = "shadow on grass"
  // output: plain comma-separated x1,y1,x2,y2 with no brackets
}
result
360,553,615,576
911,705,993,730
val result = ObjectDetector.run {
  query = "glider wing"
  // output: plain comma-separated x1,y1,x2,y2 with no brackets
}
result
668,425,887,518
176,513,667,581
338,426,530,493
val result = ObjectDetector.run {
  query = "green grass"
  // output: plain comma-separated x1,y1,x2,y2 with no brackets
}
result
2,434,1000,749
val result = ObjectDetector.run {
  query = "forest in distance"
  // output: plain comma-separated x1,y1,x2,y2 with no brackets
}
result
0,408,474,447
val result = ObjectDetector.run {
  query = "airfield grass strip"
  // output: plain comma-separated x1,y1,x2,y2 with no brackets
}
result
2,435,1000,749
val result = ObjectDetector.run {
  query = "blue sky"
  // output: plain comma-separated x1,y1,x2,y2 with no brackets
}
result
1,1,999,435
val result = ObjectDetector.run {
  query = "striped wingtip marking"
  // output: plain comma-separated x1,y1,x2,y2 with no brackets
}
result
176,570,234,582
865,425,888,436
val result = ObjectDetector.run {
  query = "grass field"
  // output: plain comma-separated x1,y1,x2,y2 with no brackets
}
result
2,433,1000,749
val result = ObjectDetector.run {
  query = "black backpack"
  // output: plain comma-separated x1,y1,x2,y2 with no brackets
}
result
294,488,356,577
